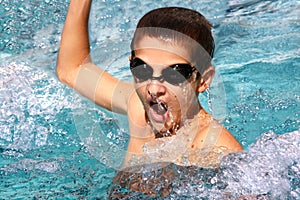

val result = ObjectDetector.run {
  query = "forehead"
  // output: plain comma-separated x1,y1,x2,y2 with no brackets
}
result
133,37,193,65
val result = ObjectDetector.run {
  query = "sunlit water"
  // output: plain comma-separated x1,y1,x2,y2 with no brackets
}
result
1,0,299,199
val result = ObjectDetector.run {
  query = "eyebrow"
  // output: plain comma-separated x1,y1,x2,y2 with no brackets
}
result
133,57,192,68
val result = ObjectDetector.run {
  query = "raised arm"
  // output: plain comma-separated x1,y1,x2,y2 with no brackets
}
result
56,0,91,84
56,0,133,114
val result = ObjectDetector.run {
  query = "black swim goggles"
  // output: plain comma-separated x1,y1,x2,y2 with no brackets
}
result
130,57,199,85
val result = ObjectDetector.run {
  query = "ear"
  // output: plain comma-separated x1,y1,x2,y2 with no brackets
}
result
128,55,132,61
197,65,215,93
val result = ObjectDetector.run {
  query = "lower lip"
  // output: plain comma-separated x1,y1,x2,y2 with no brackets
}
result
149,107,168,123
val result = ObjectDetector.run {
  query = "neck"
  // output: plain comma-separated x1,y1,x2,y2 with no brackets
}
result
145,113,179,138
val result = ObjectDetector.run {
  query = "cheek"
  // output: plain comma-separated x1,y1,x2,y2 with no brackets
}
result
134,83,148,102
175,83,198,104
167,88,188,112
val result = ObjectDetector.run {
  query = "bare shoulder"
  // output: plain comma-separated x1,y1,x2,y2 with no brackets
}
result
191,111,243,152
217,126,243,152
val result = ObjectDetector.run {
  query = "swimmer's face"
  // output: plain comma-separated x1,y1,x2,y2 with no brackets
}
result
131,37,202,133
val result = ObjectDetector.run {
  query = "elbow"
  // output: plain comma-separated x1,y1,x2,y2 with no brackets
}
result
56,63,66,84
56,62,74,88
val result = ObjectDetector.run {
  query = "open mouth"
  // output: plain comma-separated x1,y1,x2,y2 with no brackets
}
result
149,100,168,122
150,100,168,114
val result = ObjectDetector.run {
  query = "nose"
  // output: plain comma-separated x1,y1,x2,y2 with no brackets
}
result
146,81,167,100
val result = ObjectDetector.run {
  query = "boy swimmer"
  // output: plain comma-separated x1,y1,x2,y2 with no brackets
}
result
56,0,243,168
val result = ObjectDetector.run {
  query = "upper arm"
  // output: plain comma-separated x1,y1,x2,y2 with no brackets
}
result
56,1,134,114
63,62,134,114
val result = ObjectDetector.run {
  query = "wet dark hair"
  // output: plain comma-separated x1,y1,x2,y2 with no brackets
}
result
130,7,215,65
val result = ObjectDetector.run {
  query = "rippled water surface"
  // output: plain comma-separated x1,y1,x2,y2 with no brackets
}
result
1,0,299,199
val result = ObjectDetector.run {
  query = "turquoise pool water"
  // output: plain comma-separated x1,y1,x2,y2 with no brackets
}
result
1,0,299,199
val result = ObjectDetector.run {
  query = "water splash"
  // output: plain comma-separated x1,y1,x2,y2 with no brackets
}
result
110,129,300,199
0,61,79,152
